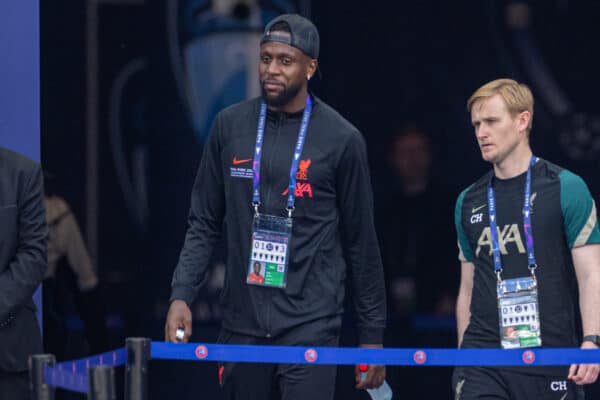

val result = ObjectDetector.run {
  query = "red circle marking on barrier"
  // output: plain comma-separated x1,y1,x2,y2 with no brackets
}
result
195,345,209,359
522,350,535,364
304,348,318,363
413,350,427,364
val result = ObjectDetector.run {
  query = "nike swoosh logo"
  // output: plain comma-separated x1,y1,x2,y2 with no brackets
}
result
472,204,486,213
232,157,252,165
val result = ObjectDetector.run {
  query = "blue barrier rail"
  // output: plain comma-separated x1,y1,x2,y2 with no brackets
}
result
44,348,127,394
151,342,600,367
42,342,600,394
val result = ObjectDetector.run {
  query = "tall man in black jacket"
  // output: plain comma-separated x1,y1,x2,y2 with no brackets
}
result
0,147,47,399
165,14,387,400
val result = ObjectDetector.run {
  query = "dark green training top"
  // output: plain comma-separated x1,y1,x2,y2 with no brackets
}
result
455,158,600,374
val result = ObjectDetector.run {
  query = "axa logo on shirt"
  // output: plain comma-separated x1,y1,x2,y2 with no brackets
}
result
282,159,313,198
473,192,539,256
475,224,526,258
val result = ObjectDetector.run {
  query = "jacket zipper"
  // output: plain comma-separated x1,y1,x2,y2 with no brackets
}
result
263,114,283,338
263,114,282,216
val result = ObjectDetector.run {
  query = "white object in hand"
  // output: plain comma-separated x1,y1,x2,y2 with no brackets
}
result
360,370,393,400
175,328,185,341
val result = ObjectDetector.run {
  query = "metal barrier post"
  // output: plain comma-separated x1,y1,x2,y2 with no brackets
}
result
88,365,116,400
29,354,56,400
125,337,151,400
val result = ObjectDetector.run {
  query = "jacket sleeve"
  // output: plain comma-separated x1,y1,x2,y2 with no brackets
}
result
336,130,386,344
0,165,47,319
169,115,226,306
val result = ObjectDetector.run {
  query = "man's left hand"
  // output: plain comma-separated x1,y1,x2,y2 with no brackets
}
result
354,344,386,389
568,341,600,385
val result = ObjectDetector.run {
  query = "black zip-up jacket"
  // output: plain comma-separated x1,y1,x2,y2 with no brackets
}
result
170,96,386,344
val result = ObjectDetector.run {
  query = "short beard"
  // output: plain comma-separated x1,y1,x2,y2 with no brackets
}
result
261,80,303,109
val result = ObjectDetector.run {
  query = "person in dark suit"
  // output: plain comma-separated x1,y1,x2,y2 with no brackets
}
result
0,147,47,399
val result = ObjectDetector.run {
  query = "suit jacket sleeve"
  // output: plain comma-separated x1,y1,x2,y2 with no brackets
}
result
0,165,48,320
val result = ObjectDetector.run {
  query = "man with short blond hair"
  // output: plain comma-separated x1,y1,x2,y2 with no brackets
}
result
453,78,600,399
467,78,534,132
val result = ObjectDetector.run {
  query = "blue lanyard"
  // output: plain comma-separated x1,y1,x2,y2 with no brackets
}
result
487,156,537,278
252,96,312,216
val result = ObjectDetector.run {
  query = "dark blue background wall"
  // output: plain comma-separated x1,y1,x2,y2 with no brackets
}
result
0,1,40,157
0,0,41,324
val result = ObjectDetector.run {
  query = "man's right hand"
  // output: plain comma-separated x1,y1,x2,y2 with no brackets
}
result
165,299,192,343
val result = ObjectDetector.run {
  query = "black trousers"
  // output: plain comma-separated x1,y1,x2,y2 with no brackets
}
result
0,370,29,400
218,318,340,400
452,367,585,400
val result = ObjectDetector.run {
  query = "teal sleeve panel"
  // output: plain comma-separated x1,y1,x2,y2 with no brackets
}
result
455,186,474,262
559,170,600,248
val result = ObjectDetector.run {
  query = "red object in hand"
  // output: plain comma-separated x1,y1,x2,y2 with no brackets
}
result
358,364,369,373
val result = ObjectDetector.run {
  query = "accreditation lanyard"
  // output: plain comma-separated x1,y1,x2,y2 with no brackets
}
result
487,156,537,280
252,96,312,216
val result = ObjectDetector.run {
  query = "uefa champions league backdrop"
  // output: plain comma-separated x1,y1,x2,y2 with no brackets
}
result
0,1,40,157
0,1,41,320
